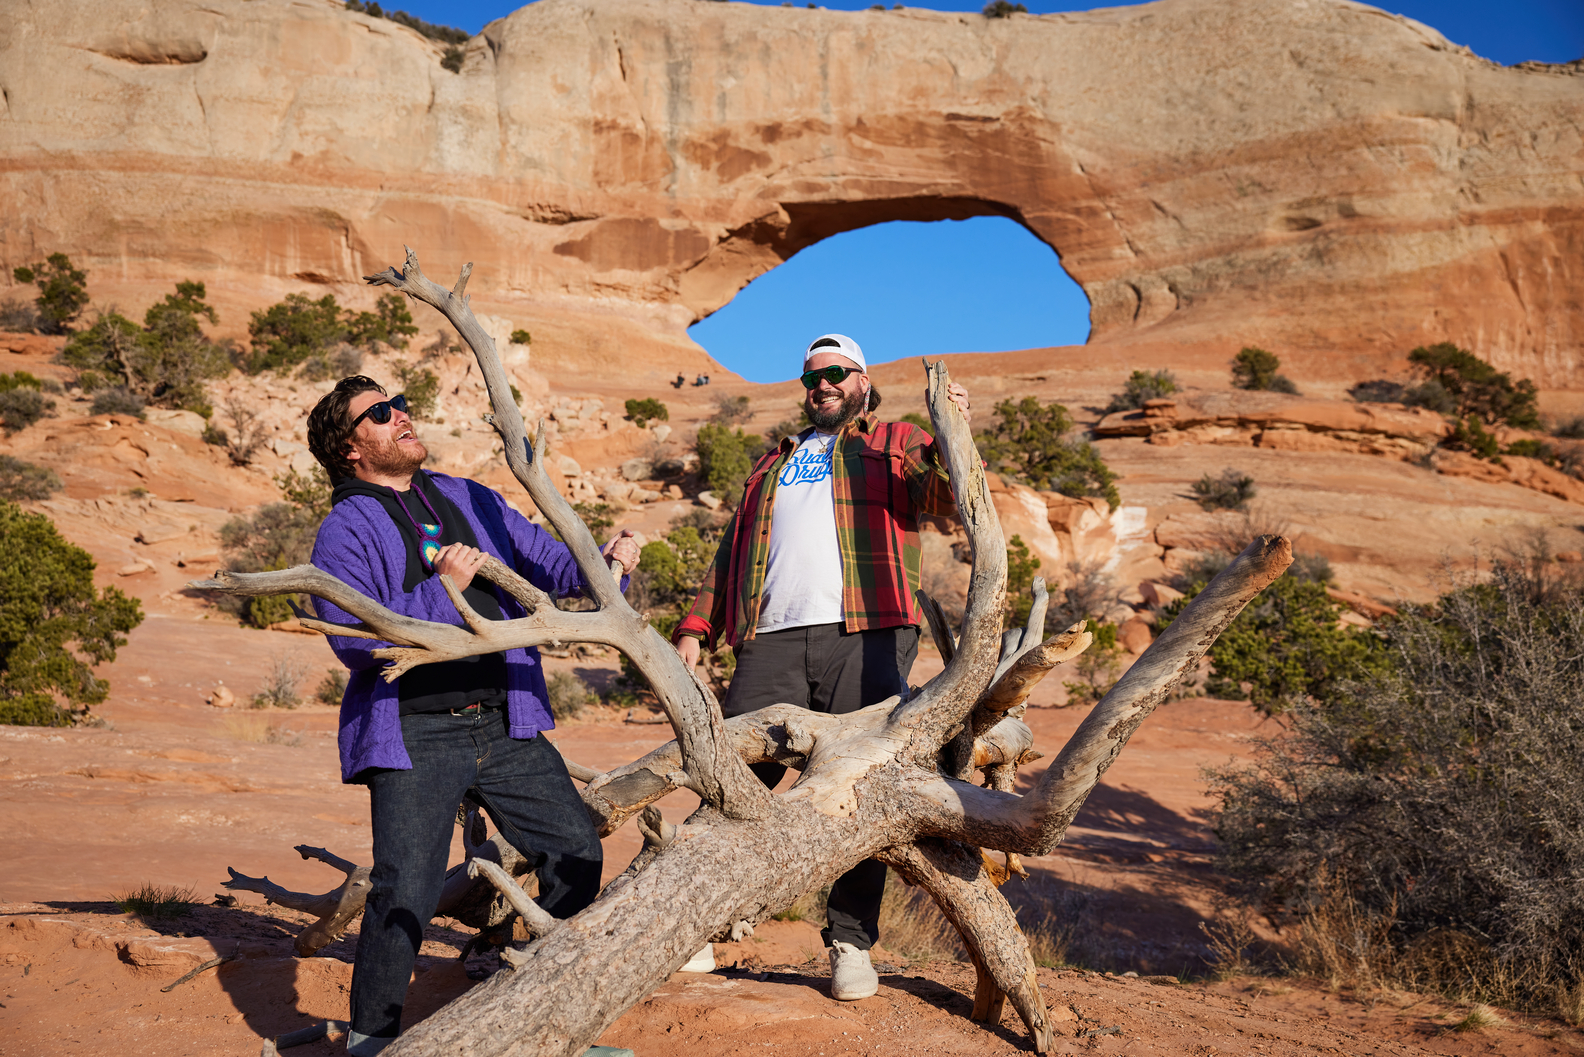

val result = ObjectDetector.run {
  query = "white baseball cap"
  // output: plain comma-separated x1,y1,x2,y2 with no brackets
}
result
803,333,866,373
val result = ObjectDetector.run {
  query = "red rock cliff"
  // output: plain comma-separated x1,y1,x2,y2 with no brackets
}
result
2,0,1580,383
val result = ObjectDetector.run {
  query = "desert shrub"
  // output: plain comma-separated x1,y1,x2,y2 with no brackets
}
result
440,44,464,72
1445,414,1501,460
0,501,143,726
1552,416,1584,440
12,253,88,334
114,882,195,920
344,1,469,44
252,651,308,709
90,387,146,419
1105,369,1178,412
1348,379,1403,403
897,411,933,436
710,394,752,425
546,671,595,720
1192,467,1256,511
276,466,333,520
694,423,754,506
298,343,364,383
214,399,268,465
510,329,531,345
763,407,813,447
630,527,714,616
0,298,38,332
878,871,964,964
62,282,230,414
624,398,668,427
1408,342,1539,429
315,667,347,705
217,501,321,628
0,456,62,501
244,292,415,374
976,397,1120,510
1209,559,1584,1012
1048,558,1115,631
1162,572,1384,715
982,0,1027,14
1004,535,1041,631
395,363,440,419
0,386,53,434
1062,618,1123,706
1231,346,1299,394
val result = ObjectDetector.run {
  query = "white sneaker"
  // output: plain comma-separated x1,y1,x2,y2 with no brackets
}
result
679,943,715,972
828,941,878,1000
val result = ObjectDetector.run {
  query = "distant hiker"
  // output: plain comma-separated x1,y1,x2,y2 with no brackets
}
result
675,372,686,389
305,376,641,1056
670,334,972,1000
702,374,711,386
693,374,705,387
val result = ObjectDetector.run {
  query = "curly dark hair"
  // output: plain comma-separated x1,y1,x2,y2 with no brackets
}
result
307,375,386,482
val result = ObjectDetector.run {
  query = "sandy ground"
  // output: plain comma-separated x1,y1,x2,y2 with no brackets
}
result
2,342,1583,1054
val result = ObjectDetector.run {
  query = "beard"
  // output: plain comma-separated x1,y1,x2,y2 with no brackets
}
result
806,385,868,432
359,430,428,479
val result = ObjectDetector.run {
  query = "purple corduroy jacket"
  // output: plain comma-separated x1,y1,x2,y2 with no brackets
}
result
311,471,608,783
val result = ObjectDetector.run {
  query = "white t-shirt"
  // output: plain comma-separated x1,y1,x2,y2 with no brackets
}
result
755,430,844,633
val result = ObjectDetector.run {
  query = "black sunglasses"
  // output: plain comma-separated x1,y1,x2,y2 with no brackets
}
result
799,365,862,390
349,393,408,431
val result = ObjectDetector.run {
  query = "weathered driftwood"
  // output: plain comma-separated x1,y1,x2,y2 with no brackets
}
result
199,247,1292,1057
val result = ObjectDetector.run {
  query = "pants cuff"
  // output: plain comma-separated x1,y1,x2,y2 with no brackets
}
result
348,1030,397,1056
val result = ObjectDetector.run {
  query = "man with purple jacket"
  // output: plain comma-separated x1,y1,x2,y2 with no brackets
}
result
305,375,639,1056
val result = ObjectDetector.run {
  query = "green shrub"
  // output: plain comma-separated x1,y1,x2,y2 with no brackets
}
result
976,397,1120,510
510,329,531,345
0,501,144,725
764,407,813,447
345,294,418,350
12,253,88,334
629,527,714,616
90,387,146,419
0,456,62,502
898,411,934,436
396,363,439,419
344,0,469,44
0,372,42,393
695,423,754,506
571,502,614,536
624,398,669,427
1105,369,1178,412
1161,573,1384,716
245,294,343,374
1005,535,1041,631
983,0,1027,14
0,388,53,433
61,282,230,414
440,44,464,72
298,344,364,383
1446,414,1501,460
1408,342,1539,429
1552,416,1584,440
1232,347,1298,393
1207,559,1584,1012
1192,468,1256,511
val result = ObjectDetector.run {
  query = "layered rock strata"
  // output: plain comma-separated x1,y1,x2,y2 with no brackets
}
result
1,0,1580,384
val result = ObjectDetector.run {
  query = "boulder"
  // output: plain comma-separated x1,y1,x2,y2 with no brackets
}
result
1139,581,1184,609
696,491,721,511
555,455,583,478
1117,617,1153,656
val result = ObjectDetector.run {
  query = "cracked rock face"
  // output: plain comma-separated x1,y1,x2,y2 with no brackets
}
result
2,0,1579,384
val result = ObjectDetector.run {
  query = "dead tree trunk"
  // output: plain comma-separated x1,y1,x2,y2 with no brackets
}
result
196,247,1292,1057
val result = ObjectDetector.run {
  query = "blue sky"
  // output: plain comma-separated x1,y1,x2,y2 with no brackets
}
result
376,0,1583,381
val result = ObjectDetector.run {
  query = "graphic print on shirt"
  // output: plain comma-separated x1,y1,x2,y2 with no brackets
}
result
757,431,844,633
779,439,834,487
417,523,442,568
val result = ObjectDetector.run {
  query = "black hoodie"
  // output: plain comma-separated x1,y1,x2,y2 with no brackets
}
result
330,470,508,713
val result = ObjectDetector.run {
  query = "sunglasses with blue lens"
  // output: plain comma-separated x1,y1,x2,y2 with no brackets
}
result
799,365,862,390
349,393,409,431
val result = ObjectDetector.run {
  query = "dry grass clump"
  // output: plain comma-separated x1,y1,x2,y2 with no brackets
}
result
1005,876,1100,970
114,882,196,920
1451,1004,1506,1032
221,713,302,745
877,873,963,966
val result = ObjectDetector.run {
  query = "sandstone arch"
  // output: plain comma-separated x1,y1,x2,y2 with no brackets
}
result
2,0,1580,383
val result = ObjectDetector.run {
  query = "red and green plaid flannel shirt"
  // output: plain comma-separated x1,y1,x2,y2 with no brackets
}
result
675,413,957,651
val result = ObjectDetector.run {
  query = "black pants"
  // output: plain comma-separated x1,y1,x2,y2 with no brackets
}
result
722,622,918,950
350,710,603,1039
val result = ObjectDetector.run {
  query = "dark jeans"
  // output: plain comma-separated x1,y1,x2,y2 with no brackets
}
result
350,709,602,1040
722,622,918,951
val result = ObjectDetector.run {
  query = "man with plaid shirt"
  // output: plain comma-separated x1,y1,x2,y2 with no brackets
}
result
673,333,972,1000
